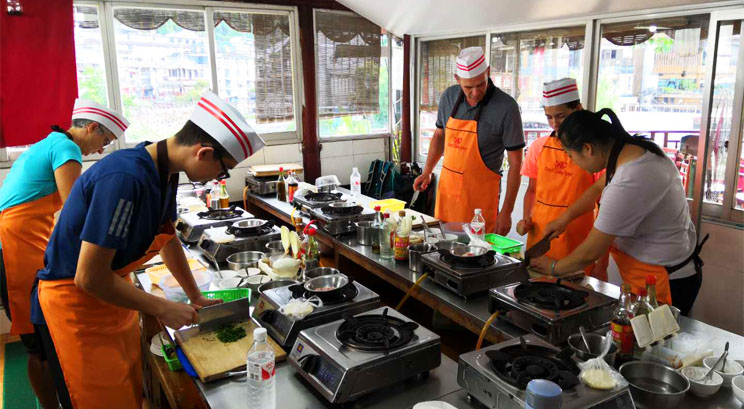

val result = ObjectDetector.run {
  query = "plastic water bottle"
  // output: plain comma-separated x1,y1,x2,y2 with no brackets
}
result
470,208,486,241
350,167,362,199
247,328,276,409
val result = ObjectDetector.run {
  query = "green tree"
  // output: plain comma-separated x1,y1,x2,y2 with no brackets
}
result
595,76,620,112
78,66,107,105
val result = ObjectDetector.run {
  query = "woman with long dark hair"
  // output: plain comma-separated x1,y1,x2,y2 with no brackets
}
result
530,108,706,316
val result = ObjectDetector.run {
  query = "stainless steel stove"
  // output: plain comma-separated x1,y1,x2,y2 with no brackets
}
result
244,172,278,196
292,191,344,212
309,205,376,236
196,223,281,263
289,307,441,404
489,278,617,345
175,206,253,243
458,335,635,409
252,280,380,350
420,251,522,298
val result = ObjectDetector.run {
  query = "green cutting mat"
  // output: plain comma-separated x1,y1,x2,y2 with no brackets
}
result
3,341,38,409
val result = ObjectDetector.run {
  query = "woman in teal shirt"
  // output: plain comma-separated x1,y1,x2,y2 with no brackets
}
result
0,99,128,409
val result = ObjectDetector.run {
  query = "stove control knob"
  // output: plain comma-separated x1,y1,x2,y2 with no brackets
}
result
175,221,187,232
199,239,213,250
300,354,320,373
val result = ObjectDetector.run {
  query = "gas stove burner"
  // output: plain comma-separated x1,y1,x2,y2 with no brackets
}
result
486,340,579,390
288,282,359,305
321,205,364,215
225,219,274,237
336,308,419,352
514,279,588,312
439,251,496,268
197,206,243,220
305,192,342,202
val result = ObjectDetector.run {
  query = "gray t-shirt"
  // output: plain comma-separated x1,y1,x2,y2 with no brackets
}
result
595,151,698,279
435,81,525,175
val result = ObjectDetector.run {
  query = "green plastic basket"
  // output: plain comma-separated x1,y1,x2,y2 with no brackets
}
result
161,344,183,372
201,288,252,302
484,234,523,256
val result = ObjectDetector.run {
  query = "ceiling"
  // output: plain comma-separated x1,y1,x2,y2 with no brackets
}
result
335,0,725,37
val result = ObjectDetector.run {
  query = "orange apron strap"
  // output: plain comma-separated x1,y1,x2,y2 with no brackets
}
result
610,247,672,305
0,192,62,335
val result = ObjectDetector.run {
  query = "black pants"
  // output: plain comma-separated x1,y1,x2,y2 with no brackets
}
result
36,324,73,409
0,248,43,355
669,267,703,317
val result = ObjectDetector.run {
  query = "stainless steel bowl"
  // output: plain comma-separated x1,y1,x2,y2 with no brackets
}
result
226,251,266,270
304,267,340,280
436,241,467,254
408,243,438,273
451,245,490,257
355,221,378,246
619,361,690,409
265,240,284,256
257,279,297,294
567,333,618,366
304,274,349,292
231,219,268,229
329,201,355,208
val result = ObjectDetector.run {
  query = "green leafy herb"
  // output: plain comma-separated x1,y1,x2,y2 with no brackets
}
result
215,324,247,343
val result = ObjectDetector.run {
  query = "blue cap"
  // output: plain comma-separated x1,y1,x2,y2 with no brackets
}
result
525,379,562,409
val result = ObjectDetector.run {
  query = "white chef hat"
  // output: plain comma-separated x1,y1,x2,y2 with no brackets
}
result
71,99,130,138
455,47,488,79
542,78,580,107
190,90,265,163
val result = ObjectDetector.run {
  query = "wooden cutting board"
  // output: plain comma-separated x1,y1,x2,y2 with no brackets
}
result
249,163,303,177
174,320,287,383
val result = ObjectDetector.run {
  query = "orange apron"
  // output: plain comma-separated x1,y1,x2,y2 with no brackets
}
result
38,139,178,409
435,91,502,233
0,191,62,335
528,136,595,275
610,247,672,305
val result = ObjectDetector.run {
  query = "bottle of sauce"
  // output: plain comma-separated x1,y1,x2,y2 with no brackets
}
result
276,167,287,202
611,283,635,367
645,275,659,309
371,206,383,254
394,211,410,261
379,213,395,260
631,287,655,359
218,180,230,208
287,171,299,203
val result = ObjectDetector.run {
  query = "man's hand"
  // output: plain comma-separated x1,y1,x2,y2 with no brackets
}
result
191,295,223,308
543,213,570,240
413,173,432,192
494,211,512,236
158,301,199,329
516,217,533,236
529,255,555,275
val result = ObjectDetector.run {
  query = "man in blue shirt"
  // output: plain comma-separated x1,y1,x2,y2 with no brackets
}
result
32,91,265,409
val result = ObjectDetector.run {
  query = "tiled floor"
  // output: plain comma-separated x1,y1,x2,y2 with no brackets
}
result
0,333,21,409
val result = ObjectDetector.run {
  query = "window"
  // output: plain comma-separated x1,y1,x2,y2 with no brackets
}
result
596,15,709,152
489,26,585,146
213,11,296,135
112,7,212,143
73,5,108,106
418,35,486,157
391,36,404,161
315,10,389,138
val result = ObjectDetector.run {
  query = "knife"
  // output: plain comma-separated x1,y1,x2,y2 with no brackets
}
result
410,190,420,208
197,297,253,333
518,235,554,284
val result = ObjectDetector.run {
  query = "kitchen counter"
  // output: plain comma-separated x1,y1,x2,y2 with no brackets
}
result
134,190,744,409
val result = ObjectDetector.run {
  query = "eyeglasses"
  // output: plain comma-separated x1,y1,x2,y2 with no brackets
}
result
101,131,115,148
216,155,230,180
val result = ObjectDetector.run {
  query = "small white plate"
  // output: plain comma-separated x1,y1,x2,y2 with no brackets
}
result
150,332,165,357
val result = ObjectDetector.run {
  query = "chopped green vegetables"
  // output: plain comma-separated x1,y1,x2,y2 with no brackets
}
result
215,324,247,343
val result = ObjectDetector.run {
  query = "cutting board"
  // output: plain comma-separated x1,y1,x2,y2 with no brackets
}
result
405,209,439,228
249,163,303,177
174,320,287,383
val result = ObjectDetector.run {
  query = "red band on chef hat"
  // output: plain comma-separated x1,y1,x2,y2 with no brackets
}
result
542,78,580,107
190,90,265,163
71,99,130,138
456,47,488,79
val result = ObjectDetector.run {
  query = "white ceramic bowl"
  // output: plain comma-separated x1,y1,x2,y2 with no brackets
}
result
679,366,723,397
218,277,246,290
159,270,212,302
245,275,272,292
732,375,744,404
703,356,744,386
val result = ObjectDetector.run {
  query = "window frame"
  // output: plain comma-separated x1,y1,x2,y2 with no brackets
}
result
313,8,393,142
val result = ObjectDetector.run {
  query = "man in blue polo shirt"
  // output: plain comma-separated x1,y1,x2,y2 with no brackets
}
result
31,91,265,409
